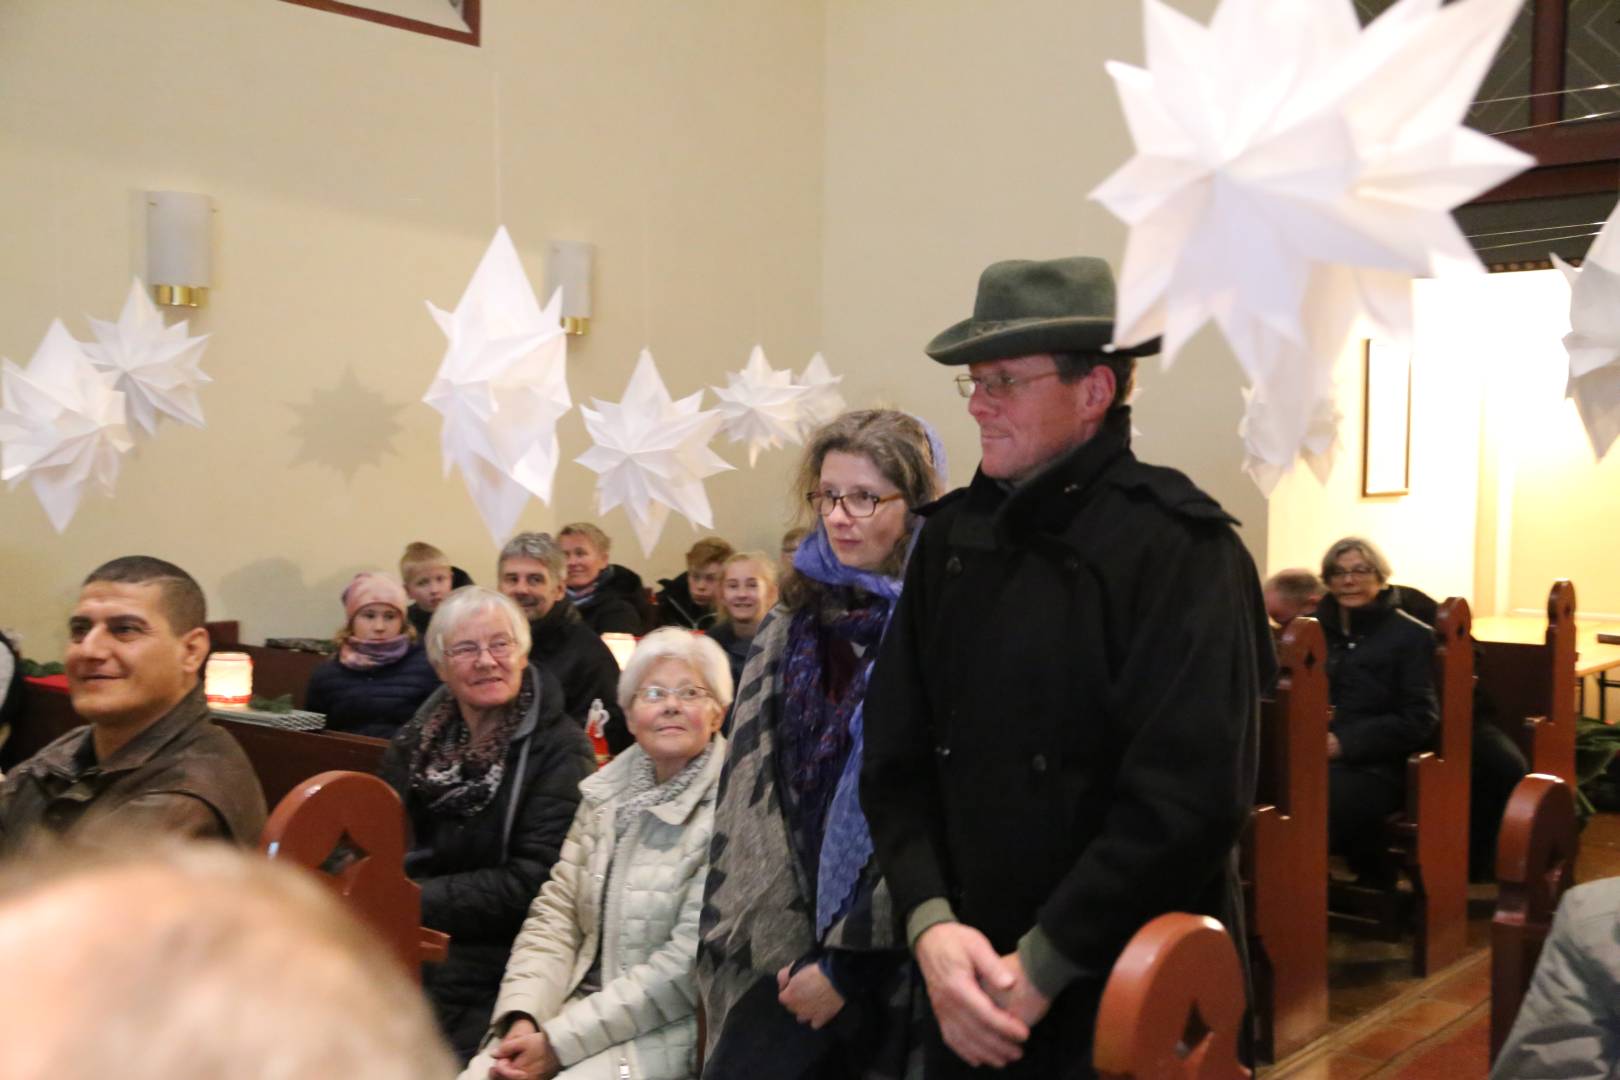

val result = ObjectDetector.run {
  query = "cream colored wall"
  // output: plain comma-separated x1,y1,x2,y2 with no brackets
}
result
1266,267,1620,620
1477,270,1620,618
0,0,824,655
819,0,1268,557
1264,282,1483,603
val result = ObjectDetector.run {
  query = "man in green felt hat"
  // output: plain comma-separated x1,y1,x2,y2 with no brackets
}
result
862,256,1274,1077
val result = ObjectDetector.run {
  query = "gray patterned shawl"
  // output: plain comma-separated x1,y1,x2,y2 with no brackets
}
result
697,603,919,1078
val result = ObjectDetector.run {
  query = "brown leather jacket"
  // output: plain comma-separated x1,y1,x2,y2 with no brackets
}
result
0,686,267,853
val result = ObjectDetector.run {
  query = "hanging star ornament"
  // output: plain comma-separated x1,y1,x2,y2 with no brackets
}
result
0,319,133,532
1090,0,1533,491
712,345,812,467
83,278,211,436
576,349,733,557
422,226,572,543
1551,201,1620,461
795,352,847,437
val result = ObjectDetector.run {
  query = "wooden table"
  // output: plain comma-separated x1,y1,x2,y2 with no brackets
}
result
1471,615,1620,679
1473,614,1620,722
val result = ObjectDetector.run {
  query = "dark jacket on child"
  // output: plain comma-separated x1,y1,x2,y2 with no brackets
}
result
654,572,718,631
379,665,596,1062
304,643,441,740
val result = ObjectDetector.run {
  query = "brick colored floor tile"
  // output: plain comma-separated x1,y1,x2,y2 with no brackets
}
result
1388,998,1471,1032
1343,1024,1429,1061
1383,1008,1489,1079
1425,957,1491,1008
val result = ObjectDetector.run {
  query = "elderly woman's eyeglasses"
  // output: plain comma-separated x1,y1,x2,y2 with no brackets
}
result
954,370,1062,400
445,637,517,664
635,685,713,705
1323,566,1377,582
806,490,904,518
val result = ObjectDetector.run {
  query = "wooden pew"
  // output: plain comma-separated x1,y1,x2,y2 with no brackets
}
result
1330,597,1473,976
1400,596,1473,975
6,681,387,808
222,643,327,709
1094,913,1249,1080
260,769,448,982
1477,581,1577,787
1243,617,1328,1061
1490,773,1578,1063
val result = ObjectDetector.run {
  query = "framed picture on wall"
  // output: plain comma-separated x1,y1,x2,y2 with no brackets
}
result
278,0,480,46
1362,339,1412,497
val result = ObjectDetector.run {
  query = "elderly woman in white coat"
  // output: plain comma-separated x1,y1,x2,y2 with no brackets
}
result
460,627,730,1080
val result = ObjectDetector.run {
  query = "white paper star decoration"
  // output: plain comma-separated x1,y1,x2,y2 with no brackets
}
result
576,349,734,557
84,278,210,436
795,352,847,437
1552,201,1620,460
1091,0,1533,491
0,319,133,532
422,226,572,544
712,345,812,467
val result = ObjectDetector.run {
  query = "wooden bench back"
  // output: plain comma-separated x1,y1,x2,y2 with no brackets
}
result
1095,913,1250,1080
1402,596,1473,973
1491,772,1578,1062
1244,616,1328,1060
260,769,448,981
1478,580,1577,786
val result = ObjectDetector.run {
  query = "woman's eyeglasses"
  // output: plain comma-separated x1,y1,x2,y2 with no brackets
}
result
1323,566,1377,582
445,637,517,664
805,490,904,518
635,685,714,705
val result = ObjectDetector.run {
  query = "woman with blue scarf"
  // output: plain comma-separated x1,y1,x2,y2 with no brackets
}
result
698,410,945,1080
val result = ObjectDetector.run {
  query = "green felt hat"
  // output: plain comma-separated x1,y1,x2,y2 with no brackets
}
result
925,256,1161,366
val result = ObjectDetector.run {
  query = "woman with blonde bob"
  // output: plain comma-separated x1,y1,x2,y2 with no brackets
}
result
381,587,597,1063
461,627,731,1080
699,409,947,1079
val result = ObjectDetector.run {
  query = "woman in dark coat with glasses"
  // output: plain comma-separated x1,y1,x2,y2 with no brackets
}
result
1315,536,1439,885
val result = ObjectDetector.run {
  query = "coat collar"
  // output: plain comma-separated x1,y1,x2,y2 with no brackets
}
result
580,735,726,825
949,407,1135,550
38,683,212,781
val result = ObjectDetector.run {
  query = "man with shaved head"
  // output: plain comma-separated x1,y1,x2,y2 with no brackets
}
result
0,556,265,852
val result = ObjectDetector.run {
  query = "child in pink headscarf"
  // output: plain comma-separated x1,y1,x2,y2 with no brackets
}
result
305,572,441,739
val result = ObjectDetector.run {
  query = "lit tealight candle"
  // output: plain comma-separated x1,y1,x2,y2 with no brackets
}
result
601,633,637,671
205,651,253,706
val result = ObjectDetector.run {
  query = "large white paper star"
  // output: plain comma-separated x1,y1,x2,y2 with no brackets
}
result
795,352,848,437
0,319,133,532
422,226,571,543
1091,0,1532,490
84,278,210,436
712,345,812,467
576,349,734,557
1552,201,1620,460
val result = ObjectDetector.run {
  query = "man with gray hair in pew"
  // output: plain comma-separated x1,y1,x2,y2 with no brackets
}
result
0,837,455,1080
0,555,266,852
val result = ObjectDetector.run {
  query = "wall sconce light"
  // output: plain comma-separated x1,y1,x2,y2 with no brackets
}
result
147,191,213,308
601,632,637,670
545,240,594,335
204,651,253,706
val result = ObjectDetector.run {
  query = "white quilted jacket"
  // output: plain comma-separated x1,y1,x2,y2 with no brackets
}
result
459,738,724,1080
